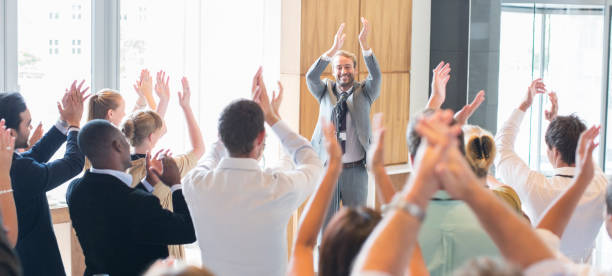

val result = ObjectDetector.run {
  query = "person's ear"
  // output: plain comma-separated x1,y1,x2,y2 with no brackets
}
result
255,130,266,146
106,109,114,121
111,140,121,153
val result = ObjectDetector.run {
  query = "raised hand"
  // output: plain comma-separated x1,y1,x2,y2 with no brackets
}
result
0,119,15,174
26,122,43,150
251,67,279,125
58,80,90,127
358,17,370,51
575,125,600,184
322,119,342,165
406,110,462,203
454,90,485,125
178,77,192,109
544,91,558,122
271,81,284,119
367,113,385,169
427,61,451,109
519,79,546,111
325,23,346,57
155,70,171,103
134,69,153,108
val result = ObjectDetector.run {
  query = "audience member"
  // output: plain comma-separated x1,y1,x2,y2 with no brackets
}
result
0,82,88,276
351,110,556,276
144,258,214,276
121,76,204,259
305,18,381,231
182,68,323,276
495,79,607,261
0,119,21,276
67,119,196,276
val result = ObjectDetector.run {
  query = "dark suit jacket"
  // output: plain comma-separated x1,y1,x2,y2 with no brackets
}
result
67,171,196,276
12,127,84,276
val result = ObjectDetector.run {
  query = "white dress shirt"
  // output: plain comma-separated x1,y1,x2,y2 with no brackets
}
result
88,168,175,192
523,229,611,276
495,109,608,261
182,120,323,276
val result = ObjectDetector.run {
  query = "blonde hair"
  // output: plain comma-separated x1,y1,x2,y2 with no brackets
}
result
121,110,163,147
333,50,357,67
87,89,123,121
463,125,496,178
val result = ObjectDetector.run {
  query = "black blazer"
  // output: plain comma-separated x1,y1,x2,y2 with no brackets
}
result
11,127,84,276
67,171,196,276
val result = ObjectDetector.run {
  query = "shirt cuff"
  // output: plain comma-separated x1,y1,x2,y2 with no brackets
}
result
170,184,182,193
321,54,332,62
55,120,69,135
270,120,292,141
362,48,373,56
140,179,155,193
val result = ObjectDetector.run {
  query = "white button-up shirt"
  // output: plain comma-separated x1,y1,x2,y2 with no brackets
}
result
495,109,607,262
182,120,323,276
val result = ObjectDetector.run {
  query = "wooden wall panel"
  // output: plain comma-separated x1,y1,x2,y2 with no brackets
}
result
300,0,360,75
362,72,410,165
358,0,412,73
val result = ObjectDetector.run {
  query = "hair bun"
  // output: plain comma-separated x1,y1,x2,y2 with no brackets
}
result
121,119,135,140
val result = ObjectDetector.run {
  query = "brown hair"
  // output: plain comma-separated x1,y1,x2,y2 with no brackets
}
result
318,207,382,276
87,89,123,121
121,110,163,147
333,50,358,68
453,257,521,276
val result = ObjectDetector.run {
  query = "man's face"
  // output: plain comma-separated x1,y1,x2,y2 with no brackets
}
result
14,110,32,149
332,55,355,88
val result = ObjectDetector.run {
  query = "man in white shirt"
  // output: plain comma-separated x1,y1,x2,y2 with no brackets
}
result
495,79,607,261
182,70,323,276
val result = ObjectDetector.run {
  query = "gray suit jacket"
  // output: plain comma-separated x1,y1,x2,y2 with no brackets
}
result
305,53,382,163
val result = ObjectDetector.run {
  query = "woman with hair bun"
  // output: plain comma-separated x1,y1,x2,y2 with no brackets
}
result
121,76,204,259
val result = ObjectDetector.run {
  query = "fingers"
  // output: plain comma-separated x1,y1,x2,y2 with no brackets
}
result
252,66,263,94
336,23,345,37
433,61,444,72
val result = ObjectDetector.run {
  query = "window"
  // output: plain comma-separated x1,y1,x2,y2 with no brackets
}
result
119,0,280,265
498,4,604,175
18,0,91,205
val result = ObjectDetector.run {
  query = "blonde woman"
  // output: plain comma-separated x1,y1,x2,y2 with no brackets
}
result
121,76,204,259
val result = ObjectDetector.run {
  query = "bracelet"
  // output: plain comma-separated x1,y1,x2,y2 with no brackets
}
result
382,194,426,222
0,189,13,195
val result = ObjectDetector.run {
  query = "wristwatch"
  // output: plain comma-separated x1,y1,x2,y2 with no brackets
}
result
382,194,426,222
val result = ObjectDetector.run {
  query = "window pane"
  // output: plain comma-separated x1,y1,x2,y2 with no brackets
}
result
120,0,280,265
18,0,91,204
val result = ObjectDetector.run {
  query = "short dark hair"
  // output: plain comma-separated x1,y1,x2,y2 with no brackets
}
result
0,92,27,130
218,100,265,156
544,114,586,165
78,119,122,160
606,184,612,215
407,108,466,158
319,207,382,276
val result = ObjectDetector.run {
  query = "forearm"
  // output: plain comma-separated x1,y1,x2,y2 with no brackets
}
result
353,177,428,275
372,166,396,204
466,185,553,268
426,94,444,110
156,98,169,118
145,94,157,110
182,106,205,158
537,175,590,237
295,162,341,248
0,177,18,246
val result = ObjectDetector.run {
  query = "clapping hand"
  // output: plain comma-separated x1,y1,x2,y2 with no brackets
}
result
178,77,192,109
358,17,370,51
544,91,558,122
454,90,485,125
251,67,279,125
325,23,346,57
58,80,90,127
155,70,171,103
520,79,546,111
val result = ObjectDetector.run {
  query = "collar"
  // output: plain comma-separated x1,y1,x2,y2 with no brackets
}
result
335,82,355,94
217,157,261,171
553,167,575,178
431,190,454,200
89,168,133,187
131,153,146,161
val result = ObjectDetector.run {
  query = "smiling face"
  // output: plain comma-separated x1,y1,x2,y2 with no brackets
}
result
332,54,356,90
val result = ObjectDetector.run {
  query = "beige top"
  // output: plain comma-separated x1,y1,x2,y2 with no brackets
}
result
127,151,200,211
